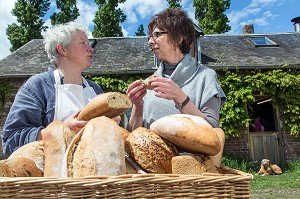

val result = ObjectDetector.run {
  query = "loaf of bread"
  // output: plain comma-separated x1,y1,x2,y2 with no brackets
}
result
209,128,225,168
150,114,221,156
125,127,178,174
172,155,206,175
62,116,126,177
8,141,44,174
0,157,43,177
77,92,132,121
43,120,76,177
171,153,219,175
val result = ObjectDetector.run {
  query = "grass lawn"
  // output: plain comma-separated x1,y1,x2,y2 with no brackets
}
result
222,157,300,199
250,171,300,199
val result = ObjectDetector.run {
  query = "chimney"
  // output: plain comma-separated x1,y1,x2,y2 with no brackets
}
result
291,17,300,32
242,24,254,34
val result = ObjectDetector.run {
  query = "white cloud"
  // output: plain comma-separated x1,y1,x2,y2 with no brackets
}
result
119,0,169,24
75,0,98,31
0,0,17,60
227,0,285,34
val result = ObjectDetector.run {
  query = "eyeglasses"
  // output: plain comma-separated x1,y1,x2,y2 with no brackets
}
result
148,31,168,41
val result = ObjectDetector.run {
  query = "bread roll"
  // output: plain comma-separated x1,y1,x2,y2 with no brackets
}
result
63,116,126,177
209,128,225,168
0,157,43,177
150,114,221,156
8,141,44,173
43,120,76,177
125,127,178,174
77,92,132,121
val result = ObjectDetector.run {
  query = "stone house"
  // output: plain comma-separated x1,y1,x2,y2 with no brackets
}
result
0,25,300,165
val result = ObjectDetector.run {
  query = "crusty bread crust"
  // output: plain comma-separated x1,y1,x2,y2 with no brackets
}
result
64,116,126,177
0,157,43,177
150,114,221,156
9,141,45,173
77,92,132,121
125,127,178,174
43,120,76,177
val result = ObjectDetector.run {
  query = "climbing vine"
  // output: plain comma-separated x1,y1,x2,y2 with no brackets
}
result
86,67,300,137
218,67,300,137
0,84,13,108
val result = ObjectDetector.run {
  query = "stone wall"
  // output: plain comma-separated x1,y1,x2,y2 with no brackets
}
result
282,131,300,161
0,77,26,159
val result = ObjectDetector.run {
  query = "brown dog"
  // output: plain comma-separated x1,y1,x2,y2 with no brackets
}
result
256,159,282,176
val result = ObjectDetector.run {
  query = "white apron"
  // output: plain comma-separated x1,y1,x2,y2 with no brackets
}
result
53,70,97,121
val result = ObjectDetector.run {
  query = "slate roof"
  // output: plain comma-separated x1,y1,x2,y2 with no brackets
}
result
200,32,300,69
1,32,300,78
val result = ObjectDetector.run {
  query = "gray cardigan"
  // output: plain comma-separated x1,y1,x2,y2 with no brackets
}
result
143,54,226,128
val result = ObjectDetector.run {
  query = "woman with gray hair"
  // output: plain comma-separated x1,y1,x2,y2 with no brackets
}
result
2,22,106,157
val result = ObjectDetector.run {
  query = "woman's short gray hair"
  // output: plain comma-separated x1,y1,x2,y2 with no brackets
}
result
42,21,90,66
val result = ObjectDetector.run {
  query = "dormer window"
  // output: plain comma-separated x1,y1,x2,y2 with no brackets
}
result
248,36,279,47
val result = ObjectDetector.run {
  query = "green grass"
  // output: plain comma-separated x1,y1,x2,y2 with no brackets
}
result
221,157,300,199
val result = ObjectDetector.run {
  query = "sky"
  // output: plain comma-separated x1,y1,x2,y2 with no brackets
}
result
0,0,299,60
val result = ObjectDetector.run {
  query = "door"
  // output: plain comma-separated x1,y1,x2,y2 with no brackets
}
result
249,132,281,166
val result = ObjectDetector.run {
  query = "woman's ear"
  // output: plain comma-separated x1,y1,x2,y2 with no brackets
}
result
56,44,67,56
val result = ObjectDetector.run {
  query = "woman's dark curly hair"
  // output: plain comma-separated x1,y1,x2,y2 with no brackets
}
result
148,8,195,55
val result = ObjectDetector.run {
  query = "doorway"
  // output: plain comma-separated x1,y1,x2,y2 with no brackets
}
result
248,95,282,166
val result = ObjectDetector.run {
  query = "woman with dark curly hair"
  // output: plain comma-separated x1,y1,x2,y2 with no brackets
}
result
126,8,226,131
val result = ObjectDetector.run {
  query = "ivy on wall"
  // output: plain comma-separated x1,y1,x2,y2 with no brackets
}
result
86,67,300,138
218,67,300,137
0,84,13,108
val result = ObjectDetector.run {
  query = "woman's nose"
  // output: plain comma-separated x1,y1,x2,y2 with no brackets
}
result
88,46,94,53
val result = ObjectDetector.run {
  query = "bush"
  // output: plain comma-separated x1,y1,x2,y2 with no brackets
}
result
221,155,259,173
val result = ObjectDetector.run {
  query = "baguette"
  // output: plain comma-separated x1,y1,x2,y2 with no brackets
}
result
150,114,221,156
77,92,132,121
63,116,126,177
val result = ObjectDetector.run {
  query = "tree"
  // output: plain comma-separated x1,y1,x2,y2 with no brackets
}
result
6,0,50,52
92,0,126,37
167,0,182,8
134,24,146,36
193,0,231,34
50,0,79,25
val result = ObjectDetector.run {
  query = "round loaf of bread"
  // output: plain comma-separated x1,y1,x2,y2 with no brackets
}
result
150,114,221,156
0,157,43,177
8,141,44,173
125,127,178,174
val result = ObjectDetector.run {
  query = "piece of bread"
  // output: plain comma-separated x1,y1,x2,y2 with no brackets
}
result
209,128,225,168
0,157,43,177
77,92,132,121
172,155,206,175
150,114,221,156
140,75,157,90
125,127,178,174
8,141,44,174
42,120,76,177
62,116,126,177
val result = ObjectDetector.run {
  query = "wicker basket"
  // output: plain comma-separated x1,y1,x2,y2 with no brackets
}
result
0,166,253,198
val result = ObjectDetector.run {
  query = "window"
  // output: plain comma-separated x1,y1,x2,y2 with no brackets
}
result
248,36,278,47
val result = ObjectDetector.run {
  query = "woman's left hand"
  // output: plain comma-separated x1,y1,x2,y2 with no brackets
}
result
148,76,186,104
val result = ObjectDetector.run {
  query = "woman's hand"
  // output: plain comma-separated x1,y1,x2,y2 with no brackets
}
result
148,76,186,104
64,110,88,133
126,80,147,108
112,116,121,124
